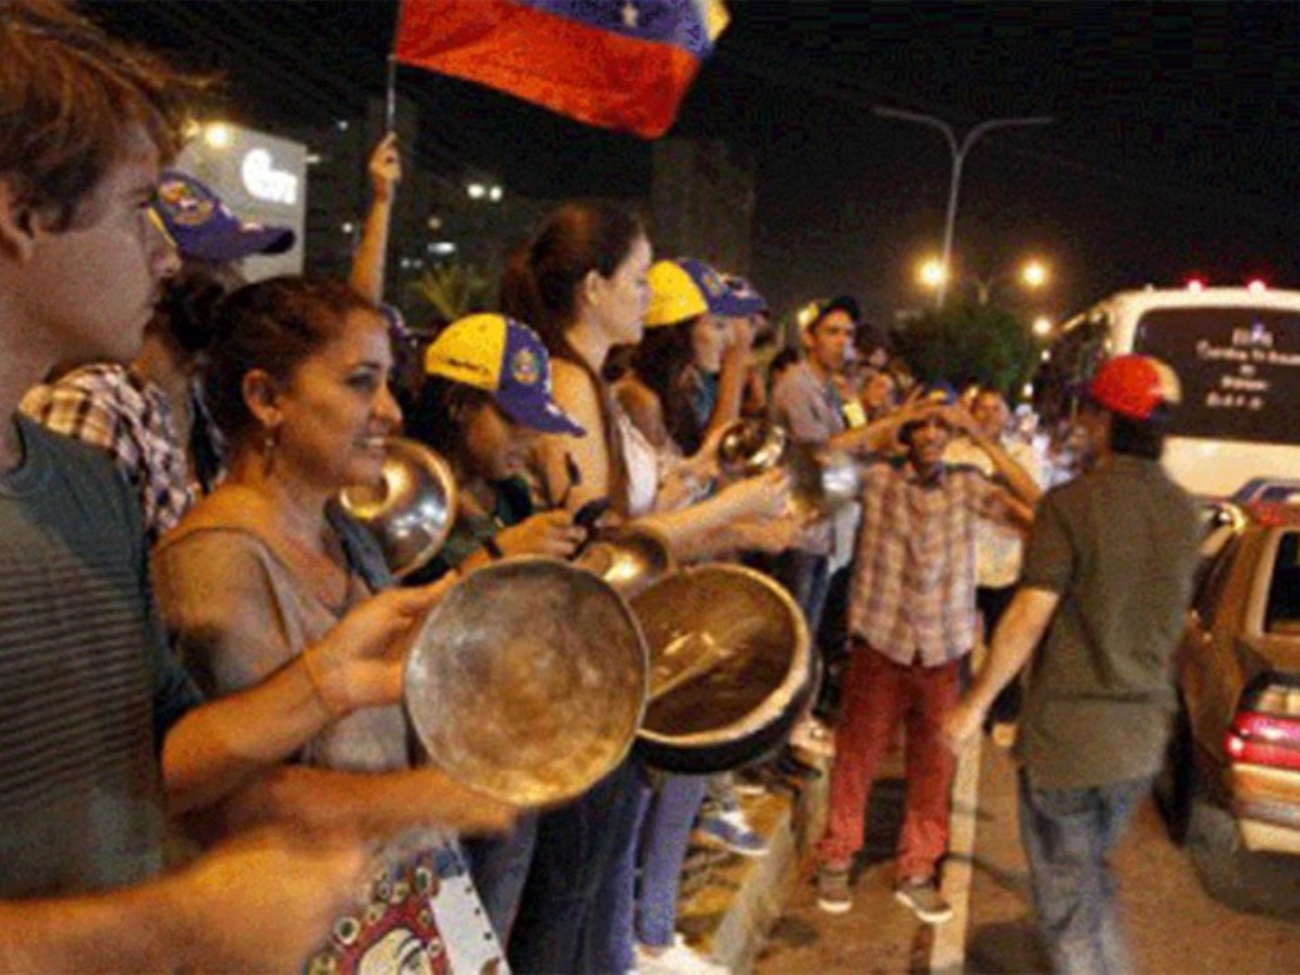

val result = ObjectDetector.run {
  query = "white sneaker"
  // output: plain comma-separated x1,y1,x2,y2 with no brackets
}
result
635,935,731,975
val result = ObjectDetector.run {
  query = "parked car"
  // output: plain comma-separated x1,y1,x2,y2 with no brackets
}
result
1230,478,1300,507
1157,503,1300,914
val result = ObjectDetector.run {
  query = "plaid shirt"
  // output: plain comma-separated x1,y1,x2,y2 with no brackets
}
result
21,365,193,547
848,458,1000,667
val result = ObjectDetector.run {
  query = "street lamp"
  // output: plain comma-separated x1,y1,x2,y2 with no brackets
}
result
917,255,1050,306
970,259,1050,305
875,106,1053,308
917,257,948,291
1021,260,1048,289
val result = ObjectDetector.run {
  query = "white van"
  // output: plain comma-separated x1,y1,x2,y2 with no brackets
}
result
1037,286,1300,498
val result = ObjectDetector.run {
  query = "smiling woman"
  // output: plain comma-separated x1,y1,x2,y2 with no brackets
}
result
150,275,507,974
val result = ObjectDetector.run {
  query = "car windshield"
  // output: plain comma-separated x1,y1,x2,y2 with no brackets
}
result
1133,306,1300,446
1265,530,1300,634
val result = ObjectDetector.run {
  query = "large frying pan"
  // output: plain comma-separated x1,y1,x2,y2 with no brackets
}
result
404,558,647,807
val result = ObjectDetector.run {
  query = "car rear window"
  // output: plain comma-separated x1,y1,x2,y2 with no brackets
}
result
1265,531,1300,634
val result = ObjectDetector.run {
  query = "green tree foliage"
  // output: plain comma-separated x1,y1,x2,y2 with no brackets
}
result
408,262,493,325
891,301,1037,397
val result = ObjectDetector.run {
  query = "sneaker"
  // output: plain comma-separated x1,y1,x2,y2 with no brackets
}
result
894,878,954,924
790,713,836,759
692,807,768,857
816,863,852,914
635,935,731,975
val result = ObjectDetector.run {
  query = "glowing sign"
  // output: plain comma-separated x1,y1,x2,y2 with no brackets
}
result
241,148,298,205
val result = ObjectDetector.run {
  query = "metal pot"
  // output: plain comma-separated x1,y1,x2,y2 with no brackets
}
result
404,558,647,807
337,436,458,579
570,526,676,600
716,419,863,515
630,564,812,773
717,419,789,479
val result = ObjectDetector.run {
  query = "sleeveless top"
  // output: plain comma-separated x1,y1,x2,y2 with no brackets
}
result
616,406,660,519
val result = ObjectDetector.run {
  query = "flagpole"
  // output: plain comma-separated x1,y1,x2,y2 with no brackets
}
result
386,55,398,132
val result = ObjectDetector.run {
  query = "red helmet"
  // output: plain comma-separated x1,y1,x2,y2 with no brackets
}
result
1088,354,1181,421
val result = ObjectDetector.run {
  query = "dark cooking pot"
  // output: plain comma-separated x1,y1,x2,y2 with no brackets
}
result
630,564,812,774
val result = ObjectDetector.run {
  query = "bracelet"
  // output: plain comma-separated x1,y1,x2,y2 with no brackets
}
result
482,536,504,560
302,648,349,720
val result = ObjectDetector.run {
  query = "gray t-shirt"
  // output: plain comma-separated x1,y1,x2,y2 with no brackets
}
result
0,416,199,897
1016,454,1200,790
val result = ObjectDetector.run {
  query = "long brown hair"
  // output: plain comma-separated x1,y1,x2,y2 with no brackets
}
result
501,203,647,515
631,317,707,455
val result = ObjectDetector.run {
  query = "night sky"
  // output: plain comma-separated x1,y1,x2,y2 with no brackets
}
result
89,1,1300,323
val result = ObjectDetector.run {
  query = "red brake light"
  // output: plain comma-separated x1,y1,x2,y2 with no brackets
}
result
1247,279,1268,293
1225,712,1300,771
1186,278,1206,292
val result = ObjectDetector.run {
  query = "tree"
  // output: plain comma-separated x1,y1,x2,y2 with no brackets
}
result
408,262,493,325
891,301,1037,398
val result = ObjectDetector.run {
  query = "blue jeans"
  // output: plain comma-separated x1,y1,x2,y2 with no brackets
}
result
463,813,538,947
635,774,709,947
1017,768,1152,975
508,757,644,975
772,549,831,637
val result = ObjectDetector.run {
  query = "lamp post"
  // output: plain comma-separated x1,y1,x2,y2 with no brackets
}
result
970,259,1049,305
916,256,1050,307
876,106,1053,308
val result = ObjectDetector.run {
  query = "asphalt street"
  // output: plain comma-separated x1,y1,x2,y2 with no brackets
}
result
756,736,1300,974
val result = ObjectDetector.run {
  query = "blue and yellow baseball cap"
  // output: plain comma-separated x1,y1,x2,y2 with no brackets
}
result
424,314,585,436
155,171,295,263
644,258,768,327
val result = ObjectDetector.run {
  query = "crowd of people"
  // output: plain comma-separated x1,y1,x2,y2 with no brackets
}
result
0,4,1203,975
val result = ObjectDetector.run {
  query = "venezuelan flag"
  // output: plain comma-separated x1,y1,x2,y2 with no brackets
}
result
393,0,729,139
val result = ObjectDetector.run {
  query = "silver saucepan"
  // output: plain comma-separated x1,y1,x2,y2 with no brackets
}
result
337,436,458,579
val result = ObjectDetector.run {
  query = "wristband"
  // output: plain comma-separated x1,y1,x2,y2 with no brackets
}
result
482,536,504,560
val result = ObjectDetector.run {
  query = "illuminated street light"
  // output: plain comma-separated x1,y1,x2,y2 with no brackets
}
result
1021,260,1048,289
918,256,1051,306
971,259,1051,304
874,106,1053,308
467,183,487,200
917,257,949,290
1032,316,1053,338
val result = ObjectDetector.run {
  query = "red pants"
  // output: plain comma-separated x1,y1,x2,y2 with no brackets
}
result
815,645,962,881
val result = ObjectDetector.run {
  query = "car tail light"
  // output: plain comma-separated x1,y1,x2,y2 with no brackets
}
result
1225,675,1300,771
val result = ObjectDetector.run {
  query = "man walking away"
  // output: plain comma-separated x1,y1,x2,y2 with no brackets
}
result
944,355,1200,974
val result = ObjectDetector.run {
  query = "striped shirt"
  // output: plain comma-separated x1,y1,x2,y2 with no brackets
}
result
0,417,199,897
848,459,1000,667
21,364,194,546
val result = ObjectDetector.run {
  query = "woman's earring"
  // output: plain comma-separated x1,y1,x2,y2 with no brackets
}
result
261,424,280,475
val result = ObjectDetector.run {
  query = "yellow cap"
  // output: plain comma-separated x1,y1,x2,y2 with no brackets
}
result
423,313,509,391
644,260,709,328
